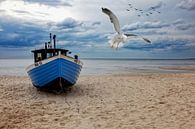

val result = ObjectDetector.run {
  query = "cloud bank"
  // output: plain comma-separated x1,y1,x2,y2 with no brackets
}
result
123,38,191,52
0,0,195,58
0,15,103,49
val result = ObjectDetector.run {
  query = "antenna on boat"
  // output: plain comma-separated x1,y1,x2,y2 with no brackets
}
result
53,35,56,49
50,33,52,48
45,42,47,49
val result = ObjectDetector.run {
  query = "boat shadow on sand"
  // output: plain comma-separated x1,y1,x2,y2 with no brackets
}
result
30,84,87,96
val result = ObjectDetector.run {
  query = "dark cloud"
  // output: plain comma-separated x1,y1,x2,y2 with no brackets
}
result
176,23,195,30
0,16,52,47
122,19,194,32
56,18,83,29
51,18,101,33
177,0,195,11
123,39,191,51
0,24,48,48
171,19,195,31
0,16,103,48
57,33,106,48
132,30,168,36
122,21,169,31
23,0,72,7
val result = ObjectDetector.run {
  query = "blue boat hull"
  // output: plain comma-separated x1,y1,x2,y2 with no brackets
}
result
27,57,82,89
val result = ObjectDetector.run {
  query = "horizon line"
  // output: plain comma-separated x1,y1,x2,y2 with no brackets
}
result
0,57,195,60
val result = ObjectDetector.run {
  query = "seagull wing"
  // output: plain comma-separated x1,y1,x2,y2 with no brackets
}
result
102,8,121,34
124,33,138,37
124,33,151,43
142,38,151,43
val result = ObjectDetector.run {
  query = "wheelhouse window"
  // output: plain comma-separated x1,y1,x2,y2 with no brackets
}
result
47,53,52,58
32,49,69,63
36,53,42,62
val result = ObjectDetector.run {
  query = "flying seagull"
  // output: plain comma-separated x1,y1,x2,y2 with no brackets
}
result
134,8,139,11
102,8,151,49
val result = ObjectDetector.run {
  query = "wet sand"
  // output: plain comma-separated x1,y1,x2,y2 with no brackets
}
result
159,66,195,71
0,73,195,129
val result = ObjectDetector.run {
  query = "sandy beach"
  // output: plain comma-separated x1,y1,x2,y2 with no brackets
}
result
0,73,195,129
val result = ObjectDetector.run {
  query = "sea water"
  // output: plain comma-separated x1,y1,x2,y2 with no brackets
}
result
0,59,195,76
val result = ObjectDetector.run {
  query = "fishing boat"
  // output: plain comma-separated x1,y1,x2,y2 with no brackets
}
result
26,33,83,91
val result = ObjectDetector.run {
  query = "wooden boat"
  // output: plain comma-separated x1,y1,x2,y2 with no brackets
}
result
26,33,83,90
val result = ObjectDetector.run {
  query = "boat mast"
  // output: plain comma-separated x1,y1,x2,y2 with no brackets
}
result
53,35,56,49
49,33,52,48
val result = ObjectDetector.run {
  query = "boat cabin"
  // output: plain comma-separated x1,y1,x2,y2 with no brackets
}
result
31,33,75,63
32,48,69,63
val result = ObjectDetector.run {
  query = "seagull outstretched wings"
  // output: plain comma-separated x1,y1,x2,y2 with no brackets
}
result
102,7,151,48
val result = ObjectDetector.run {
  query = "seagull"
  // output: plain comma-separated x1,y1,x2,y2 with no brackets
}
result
128,4,132,7
150,8,161,14
134,8,138,11
157,11,161,13
102,8,151,49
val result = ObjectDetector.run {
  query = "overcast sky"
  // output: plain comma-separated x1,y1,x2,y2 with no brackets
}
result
0,0,195,59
